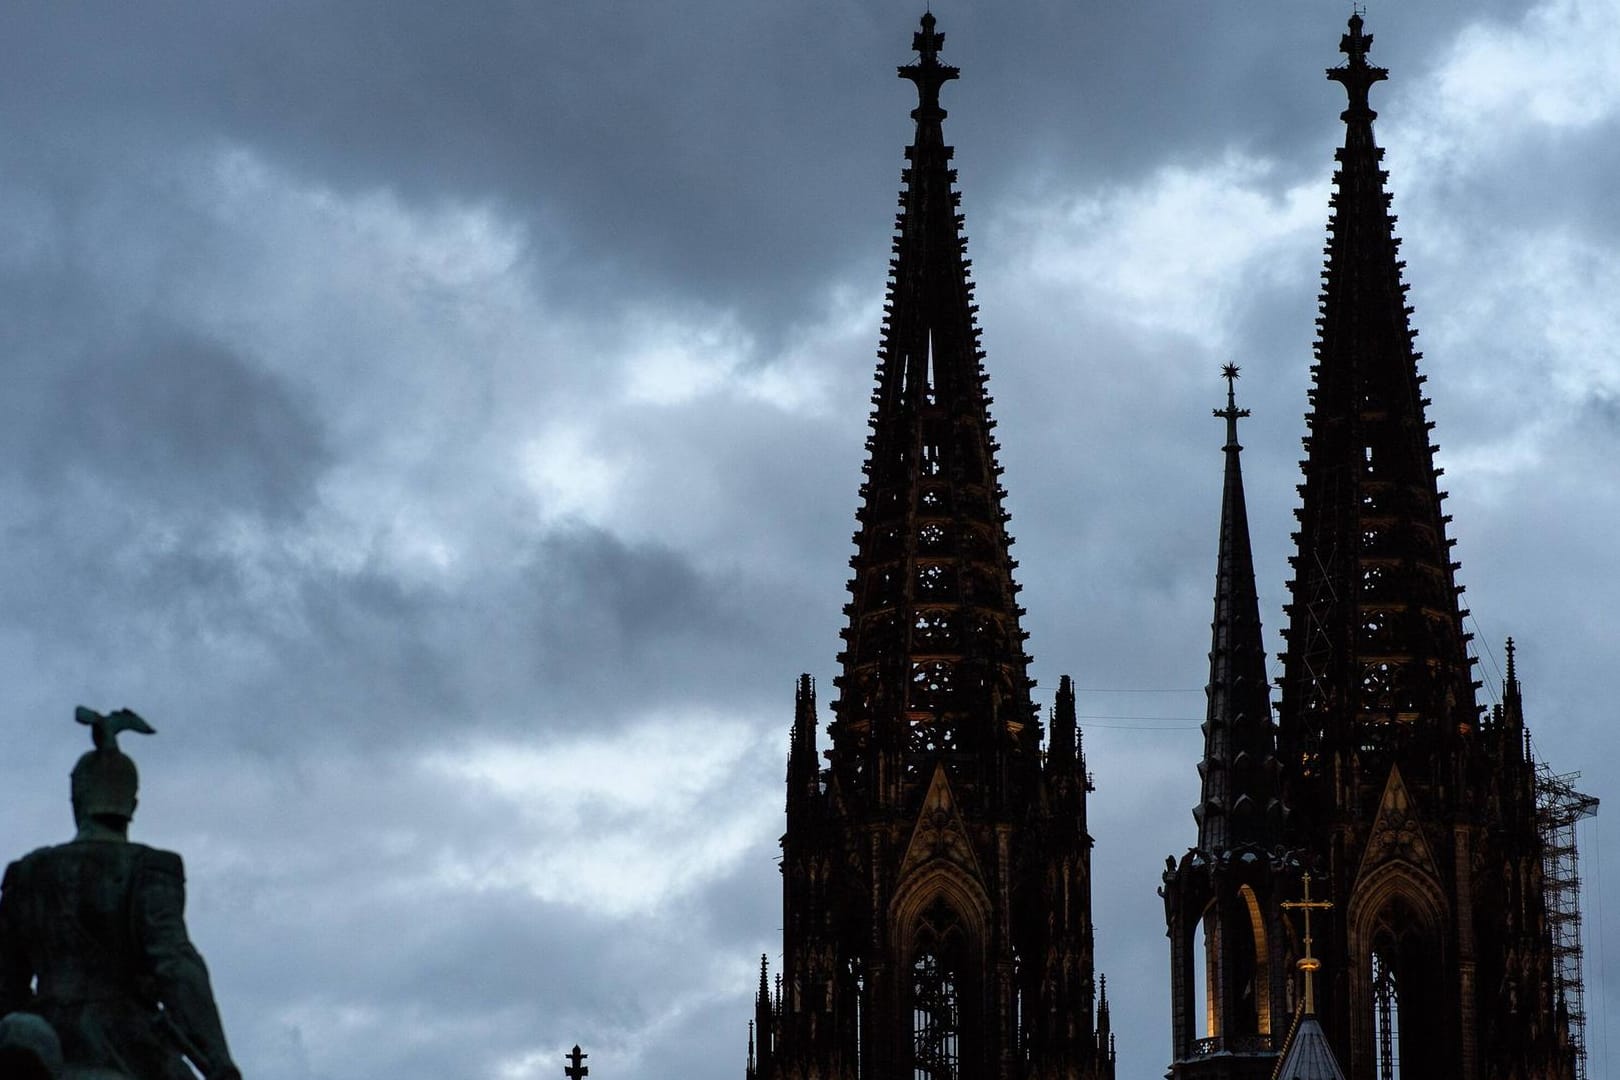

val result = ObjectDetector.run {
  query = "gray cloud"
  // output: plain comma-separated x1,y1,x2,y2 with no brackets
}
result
1,4,1617,1079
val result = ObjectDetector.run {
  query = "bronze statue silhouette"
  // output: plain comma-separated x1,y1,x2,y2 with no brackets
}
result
0,708,242,1080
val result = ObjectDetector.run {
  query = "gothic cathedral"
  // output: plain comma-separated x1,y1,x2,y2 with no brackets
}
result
749,12,1584,1080
1163,15,1578,1080
746,15,1114,1080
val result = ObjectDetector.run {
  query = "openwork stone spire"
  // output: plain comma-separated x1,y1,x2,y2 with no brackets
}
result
1195,366,1278,852
757,21,1111,1079
829,10,1035,805
1277,11,1475,781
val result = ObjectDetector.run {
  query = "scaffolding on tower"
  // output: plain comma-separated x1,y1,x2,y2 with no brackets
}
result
1535,762,1599,1080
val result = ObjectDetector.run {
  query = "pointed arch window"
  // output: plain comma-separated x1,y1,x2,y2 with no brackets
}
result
1193,905,1216,1039
1371,949,1400,1080
1361,889,1443,1079
912,898,965,1079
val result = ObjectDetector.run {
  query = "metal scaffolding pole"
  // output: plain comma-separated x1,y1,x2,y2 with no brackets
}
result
1536,764,1599,1080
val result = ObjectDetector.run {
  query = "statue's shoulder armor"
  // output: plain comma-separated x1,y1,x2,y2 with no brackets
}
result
7,844,82,888
2,850,41,894
130,845,185,883
9,845,62,873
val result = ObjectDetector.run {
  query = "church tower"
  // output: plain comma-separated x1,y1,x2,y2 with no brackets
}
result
1162,368,1291,1080
749,15,1115,1080
1237,14,1574,1080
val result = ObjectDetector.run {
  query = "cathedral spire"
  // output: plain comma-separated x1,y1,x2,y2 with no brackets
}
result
762,19,1111,1078
829,11,1035,806
1278,11,1475,778
1196,366,1278,852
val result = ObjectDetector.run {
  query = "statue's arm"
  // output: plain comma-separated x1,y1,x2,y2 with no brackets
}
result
0,861,35,1014
136,851,241,1080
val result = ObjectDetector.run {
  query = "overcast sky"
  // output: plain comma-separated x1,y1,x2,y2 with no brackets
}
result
0,3,1617,1078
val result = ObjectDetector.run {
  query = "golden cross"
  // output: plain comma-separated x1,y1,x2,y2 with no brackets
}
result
1281,871,1334,1014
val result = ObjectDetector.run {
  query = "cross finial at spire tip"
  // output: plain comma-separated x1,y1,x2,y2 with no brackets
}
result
1329,5,1388,113
900,11,958,112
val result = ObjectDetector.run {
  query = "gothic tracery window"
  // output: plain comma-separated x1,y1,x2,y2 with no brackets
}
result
1372,949,1401,1080
912,899,965,1079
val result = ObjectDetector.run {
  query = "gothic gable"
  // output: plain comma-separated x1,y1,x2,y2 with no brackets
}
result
897,762,986,887
1352,763,1443,894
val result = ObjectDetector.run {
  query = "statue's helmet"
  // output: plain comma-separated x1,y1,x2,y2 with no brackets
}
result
0,1012,64,1079
68,707,154,827
70,747,138,826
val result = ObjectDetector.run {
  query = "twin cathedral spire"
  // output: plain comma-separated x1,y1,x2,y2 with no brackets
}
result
751,12,1583,1080
752,16,1111,1078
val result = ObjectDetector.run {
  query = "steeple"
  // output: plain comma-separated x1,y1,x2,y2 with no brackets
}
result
757,17,1112,1080
828,9,1036,807
1277,10,1476,780
1167,14,1584,1080
1195,366,1278,852
1164,371,1290,1079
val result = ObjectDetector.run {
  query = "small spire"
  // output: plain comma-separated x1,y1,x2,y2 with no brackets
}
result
1328,9,1388,121
788,676,821,806
1499,637,1526,759
758,953,770,1000
1197,364,1276,852
1051,674,1078,762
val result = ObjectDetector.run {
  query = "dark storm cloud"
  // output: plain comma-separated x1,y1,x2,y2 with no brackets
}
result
0,3,1534,334
1,3,1617,1080
31,329,329,517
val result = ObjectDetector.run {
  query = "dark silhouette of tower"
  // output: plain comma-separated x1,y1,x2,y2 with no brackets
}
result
748,14,1115,1080
1170,14,1576,1080
1162,367,1291,1080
